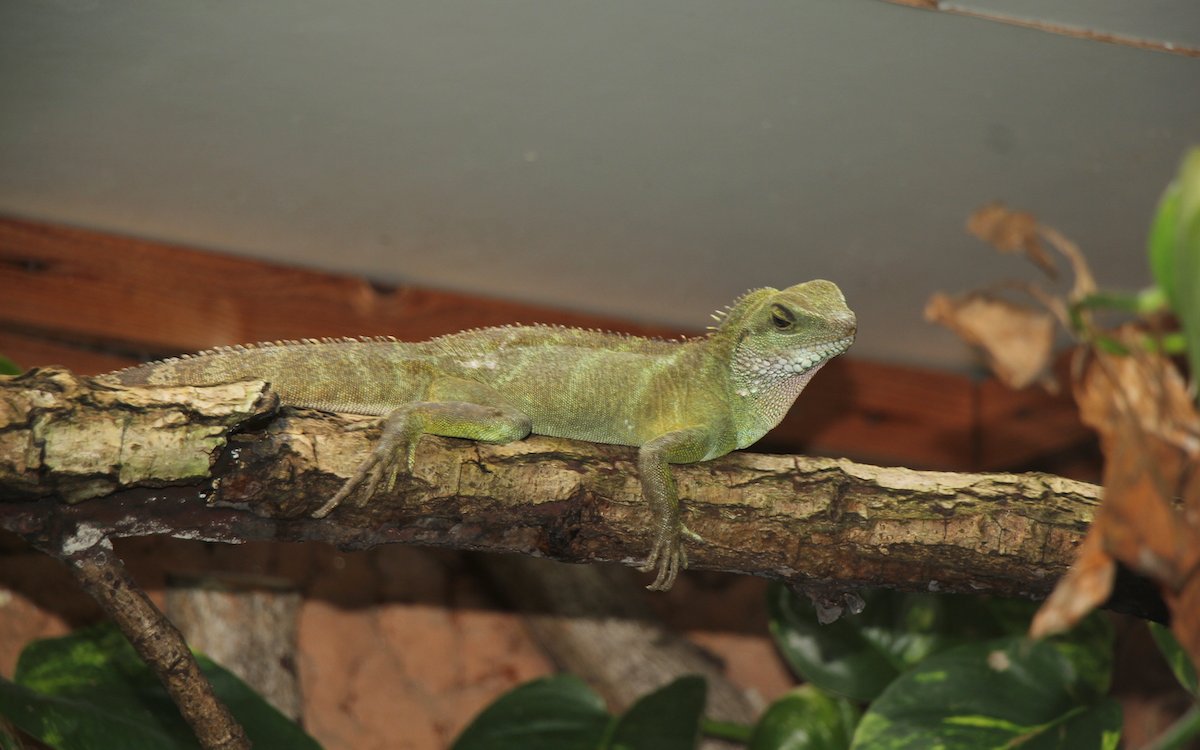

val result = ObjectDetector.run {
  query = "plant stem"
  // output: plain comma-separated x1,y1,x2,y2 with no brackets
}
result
701,717,753,743
1143,704,1200,750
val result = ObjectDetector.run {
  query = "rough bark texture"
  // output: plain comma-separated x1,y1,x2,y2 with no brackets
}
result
1,367,1157,617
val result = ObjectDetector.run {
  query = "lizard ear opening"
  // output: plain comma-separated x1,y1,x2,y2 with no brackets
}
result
770,304,796,330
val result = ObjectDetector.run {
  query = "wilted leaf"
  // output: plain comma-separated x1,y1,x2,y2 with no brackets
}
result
968,202,1058,278
1073,348,1200,585
925,291,1056,389
1163,459,1200,682
1040,225,1098,301
1030,532,1115,639
1167,578,1200,693
1035,345,1200,673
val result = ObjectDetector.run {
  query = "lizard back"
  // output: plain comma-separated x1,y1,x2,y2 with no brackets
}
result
100,337,426,415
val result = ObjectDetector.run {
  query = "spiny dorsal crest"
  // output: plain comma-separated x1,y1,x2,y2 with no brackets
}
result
709,288,777,338
103,335,402,377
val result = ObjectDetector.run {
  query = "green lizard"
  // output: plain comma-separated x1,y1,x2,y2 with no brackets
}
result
101,280,855,590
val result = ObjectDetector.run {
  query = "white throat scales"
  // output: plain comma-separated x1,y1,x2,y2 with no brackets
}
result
730,336,853,447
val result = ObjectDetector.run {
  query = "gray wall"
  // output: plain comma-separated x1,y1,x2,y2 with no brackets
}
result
2,1,1198,368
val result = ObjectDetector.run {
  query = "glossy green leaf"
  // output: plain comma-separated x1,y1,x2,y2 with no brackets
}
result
1042,609,1114,698
0,624,320,750
452,675,611,750
609,676,706,750
1149,180,1182,310
851,638,1121,749
1175,149,1200,393
1148,148,1200,395
453,675,709,750
0,355,20,376
1149,623,1199,696
767,584,1035,701
749,685,859,750
0,675,178,750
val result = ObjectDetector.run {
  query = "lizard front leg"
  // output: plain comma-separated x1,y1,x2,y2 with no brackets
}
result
313,378,531,518
636,426,714,591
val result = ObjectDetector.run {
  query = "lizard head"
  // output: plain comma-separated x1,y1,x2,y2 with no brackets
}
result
716,279,856,364
715,280,856,441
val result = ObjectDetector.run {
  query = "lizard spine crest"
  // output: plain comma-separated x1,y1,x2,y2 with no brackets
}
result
103,335,403,378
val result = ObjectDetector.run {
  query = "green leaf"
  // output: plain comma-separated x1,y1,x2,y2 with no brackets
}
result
609,676,706,750
1043,607,1114,698
1149,623,1199,696
1176,150,1200,393
701,718,753,744
850,638,1122,749
1148,147,1200,395
0,355,20,376
453,675,707,750
1073,289,1168,316
451,675,612,750
749,685,860,750
0,675,178,750
767,584,1035,701
1149,180,1182,310
0,624,320,750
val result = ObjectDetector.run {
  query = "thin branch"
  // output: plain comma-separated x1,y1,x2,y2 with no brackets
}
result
0,368,1161,620
52,537,250,750
878,0,1200,59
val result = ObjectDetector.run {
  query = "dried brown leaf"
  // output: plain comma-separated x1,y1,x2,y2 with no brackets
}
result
1168,454,1200,669
924,291,1055,389
1074,349,1200,586
1037,347,1200,642
1169,577,1200,681
1030,530,1115,638
1040,226,1097,300
1076,346,1200,472
968,202,1058,278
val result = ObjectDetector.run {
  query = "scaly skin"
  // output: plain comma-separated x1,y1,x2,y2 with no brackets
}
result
101,280,856,590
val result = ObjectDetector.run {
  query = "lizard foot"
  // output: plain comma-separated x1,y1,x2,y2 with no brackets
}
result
638,524,701,591
312,416,416,518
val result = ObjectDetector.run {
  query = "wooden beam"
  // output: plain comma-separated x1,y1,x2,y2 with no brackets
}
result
0,217,669,355
0,330,137,375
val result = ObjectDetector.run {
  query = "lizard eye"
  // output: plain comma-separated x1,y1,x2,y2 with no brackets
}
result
770,304,796,330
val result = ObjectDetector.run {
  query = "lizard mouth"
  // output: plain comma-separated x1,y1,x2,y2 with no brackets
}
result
785,335,854,374
736,335,855,381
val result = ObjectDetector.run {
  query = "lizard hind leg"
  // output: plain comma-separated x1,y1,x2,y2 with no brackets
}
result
313,381,532,518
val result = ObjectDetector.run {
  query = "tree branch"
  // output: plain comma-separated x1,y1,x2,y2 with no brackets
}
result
0,368,1160,618
57,539,251,750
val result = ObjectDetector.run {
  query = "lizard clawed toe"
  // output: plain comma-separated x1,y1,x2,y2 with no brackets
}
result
640,529,688,591
312,425,415,517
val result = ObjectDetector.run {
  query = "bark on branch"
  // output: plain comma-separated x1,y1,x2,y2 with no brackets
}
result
0,368,1157,617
